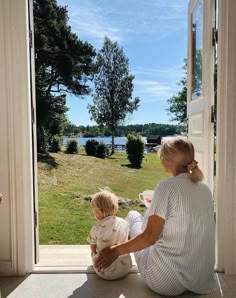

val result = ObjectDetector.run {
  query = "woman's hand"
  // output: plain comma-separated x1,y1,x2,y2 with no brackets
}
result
95,246,119,271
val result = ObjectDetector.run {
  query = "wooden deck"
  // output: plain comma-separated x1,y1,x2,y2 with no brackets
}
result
106,144,126,150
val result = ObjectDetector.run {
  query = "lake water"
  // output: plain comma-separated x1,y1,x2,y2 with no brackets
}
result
63,136,175,147
63,136,129,146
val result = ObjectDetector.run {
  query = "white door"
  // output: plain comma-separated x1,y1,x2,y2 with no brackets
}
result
187,0,215,191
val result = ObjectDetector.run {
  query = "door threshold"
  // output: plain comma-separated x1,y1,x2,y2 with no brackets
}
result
33,265,139,274
34,265,95,274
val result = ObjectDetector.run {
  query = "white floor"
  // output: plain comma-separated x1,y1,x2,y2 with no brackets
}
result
38,245,139,267
0,272,236,298
0,245,235,297
38,245,94,266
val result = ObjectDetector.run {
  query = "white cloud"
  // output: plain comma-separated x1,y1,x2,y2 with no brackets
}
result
132,64,185,102
133,64,185,80
59,0,125,48
58,0,189,47
134,79,178,102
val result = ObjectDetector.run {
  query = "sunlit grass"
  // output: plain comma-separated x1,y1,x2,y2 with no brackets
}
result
38,151,169,244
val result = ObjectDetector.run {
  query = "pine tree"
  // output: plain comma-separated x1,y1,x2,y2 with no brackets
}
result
34,0,97,151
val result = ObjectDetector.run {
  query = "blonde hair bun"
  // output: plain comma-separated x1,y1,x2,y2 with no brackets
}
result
159,136,204,182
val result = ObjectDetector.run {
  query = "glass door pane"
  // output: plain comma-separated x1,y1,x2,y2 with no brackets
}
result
191,0,203,99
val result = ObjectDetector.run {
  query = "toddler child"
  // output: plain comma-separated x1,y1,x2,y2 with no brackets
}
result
87,190,132,280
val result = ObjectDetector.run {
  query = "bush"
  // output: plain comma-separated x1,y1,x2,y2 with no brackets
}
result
66,139,78,154
126,133,144,168
95,142,107,159
49,135,62,152
37,127,49,153
85,139,99,156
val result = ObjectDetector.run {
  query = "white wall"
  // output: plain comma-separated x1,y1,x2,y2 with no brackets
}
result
216,0,236,274
0,0,11,271
0,0,35,276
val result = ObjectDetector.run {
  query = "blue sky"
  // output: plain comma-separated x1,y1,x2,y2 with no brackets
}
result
57,0,189,126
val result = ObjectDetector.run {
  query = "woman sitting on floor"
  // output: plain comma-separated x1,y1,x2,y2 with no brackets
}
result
95,136,220,296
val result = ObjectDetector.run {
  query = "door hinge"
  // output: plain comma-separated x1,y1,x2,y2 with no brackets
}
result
212,28,218,46
34,211,38,228
211,105,216,123
29,29,33,48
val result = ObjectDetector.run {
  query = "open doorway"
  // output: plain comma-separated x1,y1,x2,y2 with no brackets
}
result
2,0,236,277
33,0,218,270
33,0,187,269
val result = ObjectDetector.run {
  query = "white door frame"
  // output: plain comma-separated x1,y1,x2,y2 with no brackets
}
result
2,0,236,276
215,0,236,274
28,0,39,265
0,0,35,275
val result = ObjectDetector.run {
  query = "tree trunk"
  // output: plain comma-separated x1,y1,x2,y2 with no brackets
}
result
111,99,115,155
111,129,115,155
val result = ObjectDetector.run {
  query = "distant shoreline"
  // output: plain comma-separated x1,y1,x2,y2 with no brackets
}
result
63,136,129,146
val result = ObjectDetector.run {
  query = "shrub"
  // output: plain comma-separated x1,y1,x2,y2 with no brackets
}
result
95,142,107,159
37,127,49,153
85,139,99,156
66,139,78,154
126,133,144,168
49,135,62,152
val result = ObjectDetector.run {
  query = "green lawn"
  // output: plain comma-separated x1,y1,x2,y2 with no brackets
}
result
38,151,169,244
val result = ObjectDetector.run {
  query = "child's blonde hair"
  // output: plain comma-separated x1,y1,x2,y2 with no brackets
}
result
159,136,204,183
90,190,118,217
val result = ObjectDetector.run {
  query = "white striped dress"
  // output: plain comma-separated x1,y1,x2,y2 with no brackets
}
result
127,173,219,296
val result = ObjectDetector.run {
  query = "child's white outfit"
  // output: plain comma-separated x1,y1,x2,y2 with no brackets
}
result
87,215,132,280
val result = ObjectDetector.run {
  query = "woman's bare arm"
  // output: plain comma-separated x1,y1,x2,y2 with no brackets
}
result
95,214,165,270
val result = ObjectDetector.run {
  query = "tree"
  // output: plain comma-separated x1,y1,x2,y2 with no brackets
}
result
34,0,97,152
166,61,187,126
88,37,140,154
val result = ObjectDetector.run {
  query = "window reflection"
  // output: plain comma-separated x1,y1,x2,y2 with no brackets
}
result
192,0,203,99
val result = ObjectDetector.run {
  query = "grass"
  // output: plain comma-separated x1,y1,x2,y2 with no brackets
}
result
38,150,169,244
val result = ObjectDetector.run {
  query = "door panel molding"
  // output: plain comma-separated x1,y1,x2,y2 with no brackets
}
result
188,112,204,137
